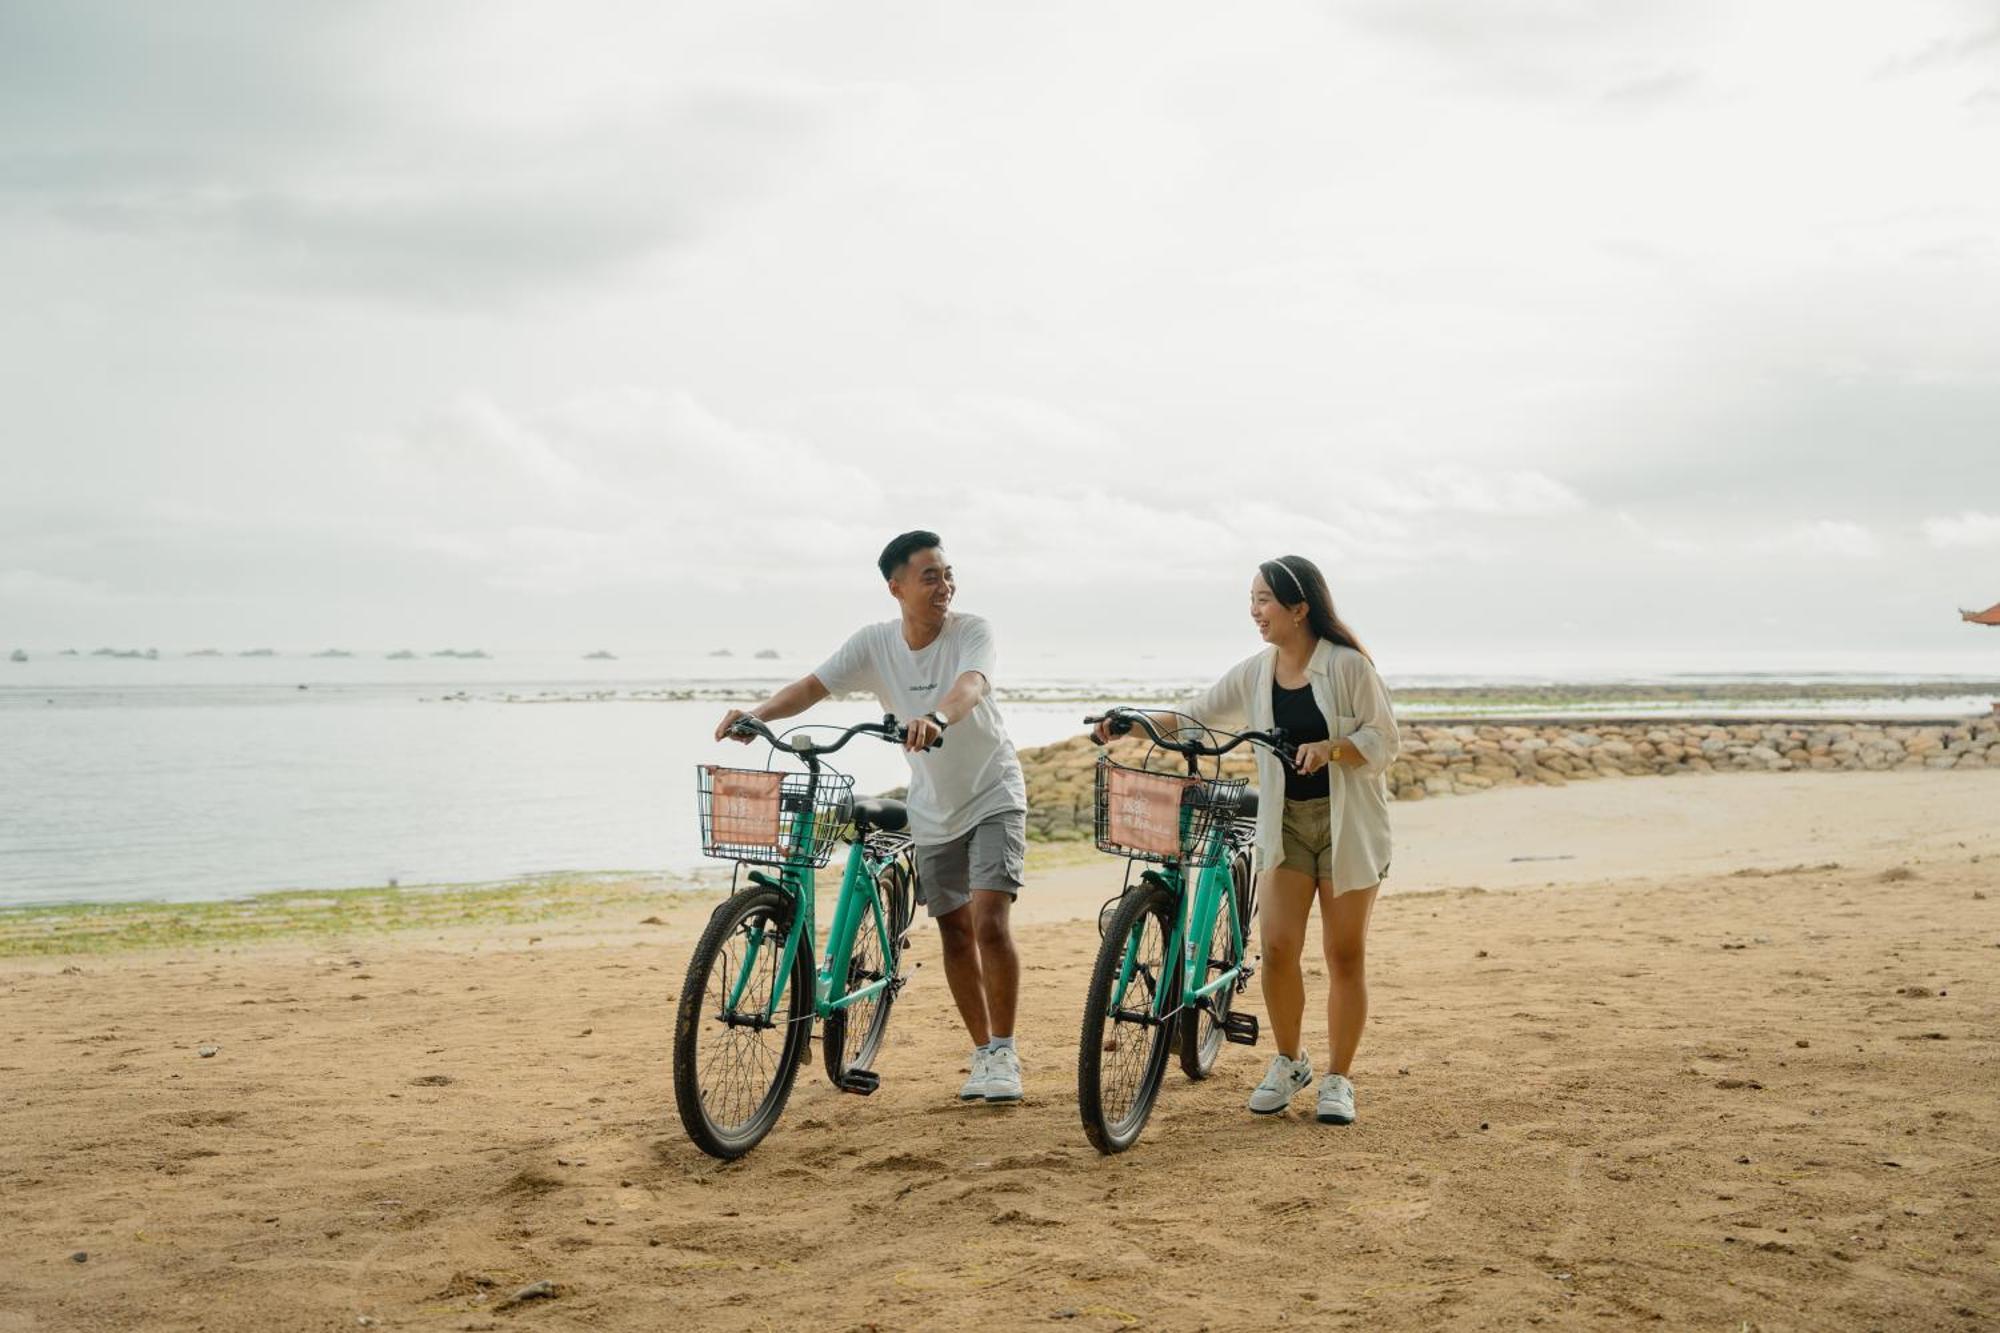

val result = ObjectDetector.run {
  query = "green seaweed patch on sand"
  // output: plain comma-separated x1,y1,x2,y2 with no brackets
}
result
0,872,714,958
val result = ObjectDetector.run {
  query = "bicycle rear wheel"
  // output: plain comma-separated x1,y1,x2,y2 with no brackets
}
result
1179,845,1252,1080
673,884,814,1160
1077,879,1180,1154
822,856,909,1085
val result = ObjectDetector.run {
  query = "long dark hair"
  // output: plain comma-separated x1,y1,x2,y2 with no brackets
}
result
1258,555,1372,662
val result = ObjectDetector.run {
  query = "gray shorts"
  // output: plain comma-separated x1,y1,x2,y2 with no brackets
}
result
913,810,1026,918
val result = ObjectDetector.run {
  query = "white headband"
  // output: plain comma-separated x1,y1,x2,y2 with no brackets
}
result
1270,558,1309,605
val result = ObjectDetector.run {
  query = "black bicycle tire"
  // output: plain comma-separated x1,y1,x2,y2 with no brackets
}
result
1178,845,1253,1080
673,885,815,1160
821,856,908,1086
1077,880,1180,1154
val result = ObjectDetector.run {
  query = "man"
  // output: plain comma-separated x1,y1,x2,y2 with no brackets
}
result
714,530,1029,1103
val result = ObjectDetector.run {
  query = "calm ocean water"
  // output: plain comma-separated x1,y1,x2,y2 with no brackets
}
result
3,649,1994,908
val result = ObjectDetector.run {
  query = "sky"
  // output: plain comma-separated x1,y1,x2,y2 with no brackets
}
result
4,1,1999,678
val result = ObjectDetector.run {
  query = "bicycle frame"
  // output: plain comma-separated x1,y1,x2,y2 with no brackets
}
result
1109,816,1246,1022
728,810,904,1025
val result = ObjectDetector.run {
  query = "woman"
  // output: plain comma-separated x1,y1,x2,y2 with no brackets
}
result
1094,555,1398,1124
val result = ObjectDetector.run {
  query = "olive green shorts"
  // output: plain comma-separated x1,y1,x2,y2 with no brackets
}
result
1277,797,1333,880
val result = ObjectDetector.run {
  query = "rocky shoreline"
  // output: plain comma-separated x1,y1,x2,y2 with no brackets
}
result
1019,714,2000,842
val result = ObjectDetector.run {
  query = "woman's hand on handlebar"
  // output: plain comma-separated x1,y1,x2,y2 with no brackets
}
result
1293,739,1334,776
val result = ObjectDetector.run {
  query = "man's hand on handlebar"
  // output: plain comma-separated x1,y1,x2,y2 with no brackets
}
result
904,715,944,753
715,708,759,743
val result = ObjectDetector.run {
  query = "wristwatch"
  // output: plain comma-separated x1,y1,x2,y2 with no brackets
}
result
925,710,950,731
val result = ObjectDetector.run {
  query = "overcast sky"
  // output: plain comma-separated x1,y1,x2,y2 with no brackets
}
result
5,1,1999,676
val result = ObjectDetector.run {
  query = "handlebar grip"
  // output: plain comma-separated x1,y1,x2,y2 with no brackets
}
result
1083,711,1133,738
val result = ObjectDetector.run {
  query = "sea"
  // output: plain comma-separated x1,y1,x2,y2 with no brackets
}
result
3,647,1995,909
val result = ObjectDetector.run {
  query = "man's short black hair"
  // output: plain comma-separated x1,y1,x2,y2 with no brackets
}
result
878,530,942,581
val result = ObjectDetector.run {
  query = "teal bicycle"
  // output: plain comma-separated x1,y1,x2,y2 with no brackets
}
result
673,715,929,1160
1075,709,1291,1154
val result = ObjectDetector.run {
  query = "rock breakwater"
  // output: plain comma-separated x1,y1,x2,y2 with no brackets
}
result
1019,716,2000,842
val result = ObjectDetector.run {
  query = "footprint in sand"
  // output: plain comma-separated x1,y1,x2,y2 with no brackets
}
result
862,1151,949,1172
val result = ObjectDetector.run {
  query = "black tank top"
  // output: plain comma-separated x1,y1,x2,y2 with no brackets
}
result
1272,680,1330,800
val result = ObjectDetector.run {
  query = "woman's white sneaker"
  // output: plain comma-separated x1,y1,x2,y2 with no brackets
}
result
1247,1053,1315,1114
1316,1073,1356,1125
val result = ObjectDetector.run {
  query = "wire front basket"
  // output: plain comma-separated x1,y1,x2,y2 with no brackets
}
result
698,765,855,868
1092,757,1246,869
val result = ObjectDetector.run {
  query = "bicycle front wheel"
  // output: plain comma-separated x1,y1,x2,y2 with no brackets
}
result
1179,846,1252,1080
822,856,909,1086
673,885,814,1160
1077,879,1180,1154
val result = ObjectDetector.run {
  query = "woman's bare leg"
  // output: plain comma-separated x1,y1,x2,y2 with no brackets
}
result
1318,883,1378,1074
1256,867,1319,1060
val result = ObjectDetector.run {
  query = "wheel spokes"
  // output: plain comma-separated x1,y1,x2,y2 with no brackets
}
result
1096,909,1167,1128
697,911,792,1135
837,901,885,1071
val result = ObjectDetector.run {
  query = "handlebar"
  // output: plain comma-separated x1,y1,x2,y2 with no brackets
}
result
726,712,941,757
1085,708,1294,763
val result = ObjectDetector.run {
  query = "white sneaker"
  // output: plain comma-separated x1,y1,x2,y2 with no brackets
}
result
1316,1073,1356,1125
1247,1053,1314,1114
959,1047,993,1101
983,1046,1023,1103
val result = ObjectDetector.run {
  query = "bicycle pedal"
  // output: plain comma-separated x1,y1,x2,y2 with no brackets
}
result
1221,1012,1260,1046
838,1068,881,1096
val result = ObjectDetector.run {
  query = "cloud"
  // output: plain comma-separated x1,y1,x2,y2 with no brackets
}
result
1615,510,1704,557
0,7,833,304
1598,69,1702,112
1341,0,1716,103
1356,467,1585,517
1767,519,1882,559
365,388,888,594
0,568,115,601
1878,20,2000,78
1922,510,2000,548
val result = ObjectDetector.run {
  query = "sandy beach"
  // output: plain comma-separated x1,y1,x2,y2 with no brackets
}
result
4,770,1998,1331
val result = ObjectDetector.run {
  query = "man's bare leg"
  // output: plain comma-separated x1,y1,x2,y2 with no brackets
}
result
935,904,991,1048
970,889,1019,1039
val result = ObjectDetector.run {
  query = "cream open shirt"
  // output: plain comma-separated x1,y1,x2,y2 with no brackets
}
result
1178,639,1400,893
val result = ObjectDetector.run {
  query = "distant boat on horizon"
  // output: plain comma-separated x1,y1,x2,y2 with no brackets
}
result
8,649,25,664
709,649,733,657
312,649,355,658
186,649,223,657
584,650,617,660
429,649,491,659
754,648,780,660
386,650,418,660
238,649,276,658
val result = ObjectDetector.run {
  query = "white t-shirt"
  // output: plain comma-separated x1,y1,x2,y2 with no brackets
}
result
813,612,1027,845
